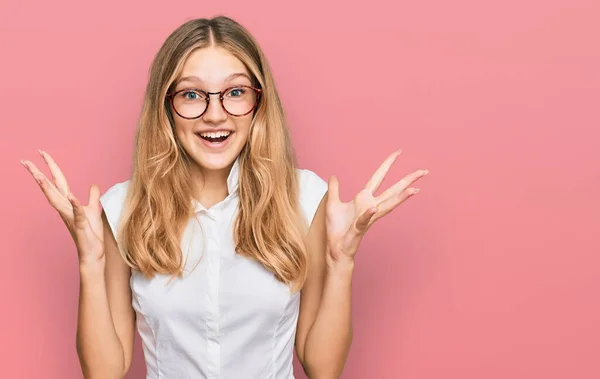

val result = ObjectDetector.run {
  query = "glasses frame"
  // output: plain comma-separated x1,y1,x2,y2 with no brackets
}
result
166,85,263,119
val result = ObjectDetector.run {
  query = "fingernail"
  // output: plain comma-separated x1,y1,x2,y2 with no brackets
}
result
20,159,26,168
39,149,46,160
414,188,420,193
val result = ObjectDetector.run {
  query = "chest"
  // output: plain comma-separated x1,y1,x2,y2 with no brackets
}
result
128,207,297,329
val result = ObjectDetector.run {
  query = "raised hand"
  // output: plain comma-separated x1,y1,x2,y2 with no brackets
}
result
21,150,105,266
325,150,428,266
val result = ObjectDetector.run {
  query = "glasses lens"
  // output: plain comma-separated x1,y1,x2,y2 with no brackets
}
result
171,87,259,118
222,87,258,116
172,90,207,118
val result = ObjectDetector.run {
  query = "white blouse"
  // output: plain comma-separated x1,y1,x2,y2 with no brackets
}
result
100,157,328,379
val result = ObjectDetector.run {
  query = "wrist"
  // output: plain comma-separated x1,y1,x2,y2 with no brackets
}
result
79,258,106,277
327,256,355,278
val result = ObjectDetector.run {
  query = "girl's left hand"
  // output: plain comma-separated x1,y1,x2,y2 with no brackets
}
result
325,150,428,267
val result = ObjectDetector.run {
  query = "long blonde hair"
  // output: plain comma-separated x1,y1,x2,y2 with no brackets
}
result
116,16,309,291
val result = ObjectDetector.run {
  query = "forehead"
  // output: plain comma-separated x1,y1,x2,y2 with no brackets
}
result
179,46,250,84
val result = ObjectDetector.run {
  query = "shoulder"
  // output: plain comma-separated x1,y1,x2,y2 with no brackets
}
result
99,180,131,238
296,168,329,227
101,180,131,200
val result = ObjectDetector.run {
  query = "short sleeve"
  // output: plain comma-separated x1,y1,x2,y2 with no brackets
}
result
297,169,329,227
99,180,131,241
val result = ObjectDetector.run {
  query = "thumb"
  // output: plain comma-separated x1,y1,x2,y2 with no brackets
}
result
88,184,101,208
328,175,341,204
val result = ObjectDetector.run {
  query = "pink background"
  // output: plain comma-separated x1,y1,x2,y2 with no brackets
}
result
1,0,599,378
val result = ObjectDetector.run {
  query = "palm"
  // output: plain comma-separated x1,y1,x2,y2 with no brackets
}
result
22,150,105,262
325,150,428,263
325,189,377,260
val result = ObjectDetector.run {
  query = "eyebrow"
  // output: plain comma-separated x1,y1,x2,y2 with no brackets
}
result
175,72,252,86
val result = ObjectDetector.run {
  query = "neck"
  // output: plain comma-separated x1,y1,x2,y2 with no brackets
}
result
191,163,233,209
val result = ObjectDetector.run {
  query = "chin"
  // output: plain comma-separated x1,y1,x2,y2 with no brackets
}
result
191,149,240,172
197,158,234,171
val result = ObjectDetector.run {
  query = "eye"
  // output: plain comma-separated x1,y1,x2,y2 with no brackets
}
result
178,90,205,101
226,87,246,98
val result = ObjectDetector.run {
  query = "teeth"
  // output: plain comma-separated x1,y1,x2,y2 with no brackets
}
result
200,131,231,138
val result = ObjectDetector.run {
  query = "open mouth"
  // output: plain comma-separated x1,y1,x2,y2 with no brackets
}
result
196,131,233,144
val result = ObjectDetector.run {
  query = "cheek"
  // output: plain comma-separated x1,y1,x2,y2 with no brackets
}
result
233,117,253,141
173,119,195,140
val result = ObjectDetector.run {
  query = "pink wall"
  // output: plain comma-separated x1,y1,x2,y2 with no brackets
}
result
2,0,599,378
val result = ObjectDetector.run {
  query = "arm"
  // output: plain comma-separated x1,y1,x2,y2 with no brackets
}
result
21,151,136,379
76,212,135,379
296,193,353,379
295,151,428,378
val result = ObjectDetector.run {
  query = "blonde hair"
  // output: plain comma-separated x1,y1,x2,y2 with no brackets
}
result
116,16,309,291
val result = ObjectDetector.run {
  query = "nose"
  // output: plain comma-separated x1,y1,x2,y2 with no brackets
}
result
202,93,228,123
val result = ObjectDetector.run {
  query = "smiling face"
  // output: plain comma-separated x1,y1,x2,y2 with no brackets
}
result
170,46,257,174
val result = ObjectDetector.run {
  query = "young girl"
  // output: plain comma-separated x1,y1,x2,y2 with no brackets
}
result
21,16,427,379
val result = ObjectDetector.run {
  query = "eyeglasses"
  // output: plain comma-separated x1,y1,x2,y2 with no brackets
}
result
166,85,262,119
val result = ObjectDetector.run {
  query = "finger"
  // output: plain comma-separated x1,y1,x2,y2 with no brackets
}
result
373,187,420,221
340,207,377,254
365,150,401,195
376,169,428,203
328,175,341,204
22,159,71,213
355,206,378,232
39,150,70,195
68,193,88,230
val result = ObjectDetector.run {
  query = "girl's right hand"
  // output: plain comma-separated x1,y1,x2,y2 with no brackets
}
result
21,150,105,267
